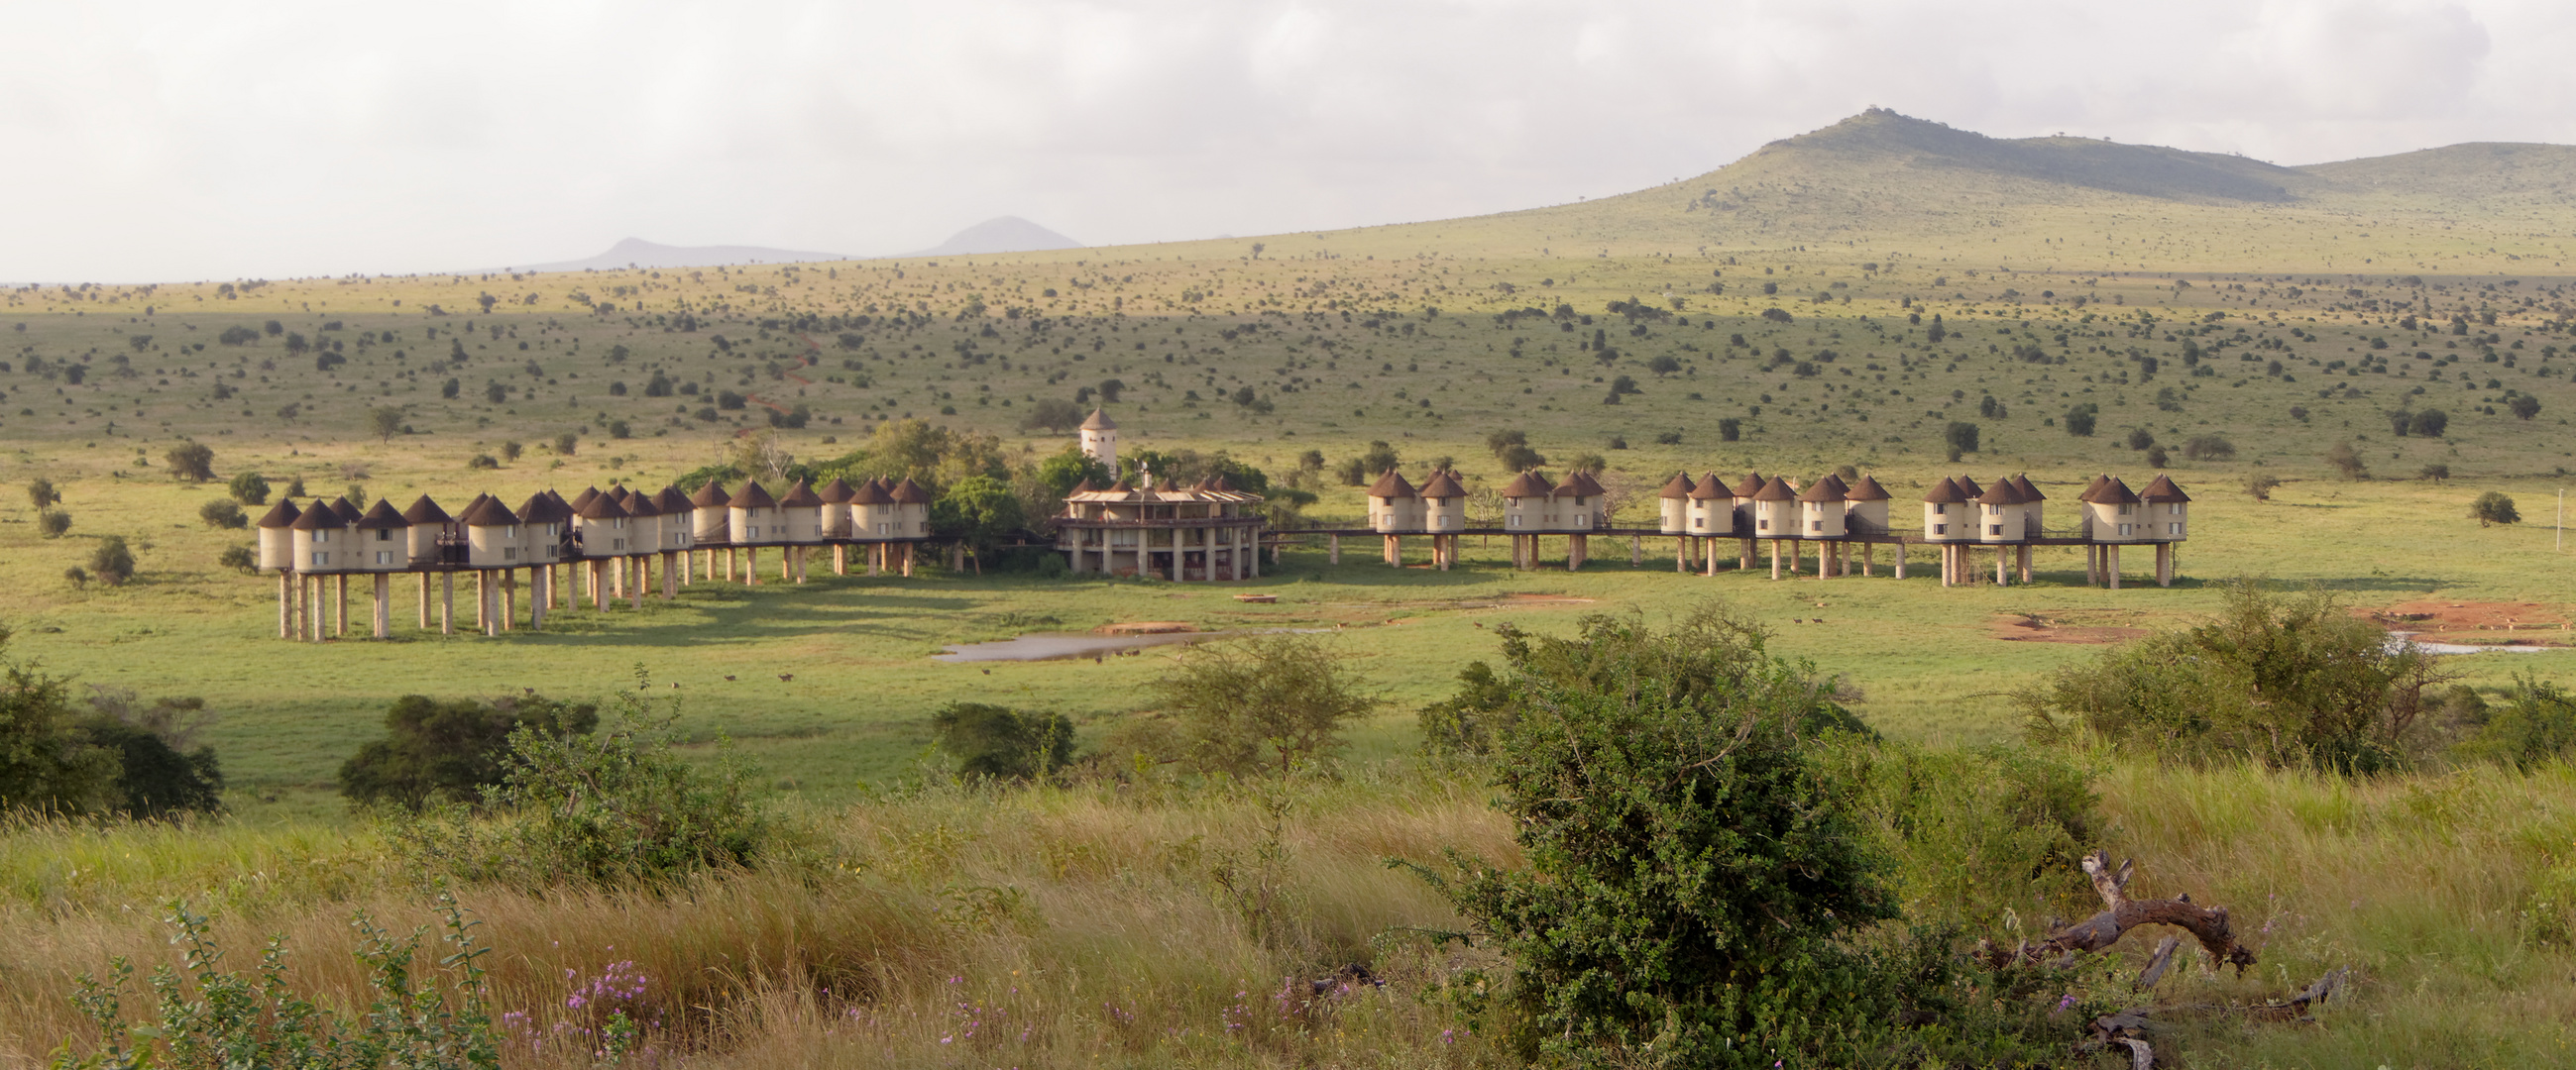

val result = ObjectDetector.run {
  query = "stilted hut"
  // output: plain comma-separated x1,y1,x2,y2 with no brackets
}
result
2079,476,2144,588
890,478,933,575
1419,469,1467,570
287,500,352,640
351,501,408,637
1684,473,1732,575
1972,478,2027,586
2139,475,2190,587
689,481,730,581
257,498,303,639
729,481,781,585
777,480,825,583
818,477,855,574
457,495,521,635
1500,471,1551,569
1366,471,1419,566
1795,476,1848,578
1658,473,1693,536
1922,477,1970,586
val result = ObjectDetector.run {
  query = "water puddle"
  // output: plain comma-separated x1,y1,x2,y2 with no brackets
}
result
2387,632,2561,656
934,627,1332,663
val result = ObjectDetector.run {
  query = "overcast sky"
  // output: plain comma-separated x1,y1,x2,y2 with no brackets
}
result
4,0,2568,282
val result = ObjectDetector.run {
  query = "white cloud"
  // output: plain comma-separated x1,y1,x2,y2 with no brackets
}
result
0,0,2564,280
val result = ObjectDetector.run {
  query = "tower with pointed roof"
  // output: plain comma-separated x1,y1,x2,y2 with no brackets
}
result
1079,408,1119,476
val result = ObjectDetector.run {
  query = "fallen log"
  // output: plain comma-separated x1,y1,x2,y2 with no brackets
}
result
1982,850,2259,976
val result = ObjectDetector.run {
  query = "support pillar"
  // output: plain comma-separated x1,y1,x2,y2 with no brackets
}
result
501,569,515,631
335,575,349,637
372,574,391,639
279,573,294,639
592,560,609,610
632,558,645,609
1995,546,2009,587
663,552,678,597
1705,536,1720,577
834,544,847,577
471,571,485,630
418,573,431,630
2107,545,2122,590
1629,535,1642,567
1384,533,1400,567
1894,543,1907,581
1329,534,1342,566
1739,538,1754,572
530,569,546,631
2157,543,2174,588
1769,540,1782,581
440,573,454,635
2018,545,2033,584
746,547,762,585
900,543,915,578
1677,536,1689,574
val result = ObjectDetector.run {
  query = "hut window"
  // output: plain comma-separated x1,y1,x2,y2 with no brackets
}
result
504,547,517,560
1575,496,1587,506
1757,519,1769,531
1933,523,1947,535
2168,523,2182,535
1933,503,1948,515
376,551,394,565
2168,503,2181,515
1692,517,1704,529
310,552,328,566
1508,515,1521,529
1809,520,1822,532
2118,524,2133,536
314,529,330,543
2118,504,2133,515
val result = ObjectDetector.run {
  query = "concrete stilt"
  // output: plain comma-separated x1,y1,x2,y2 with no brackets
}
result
502,570,516,631
440,573,454,634
1894,543,1907,581
632,558,645,609
834,544,847,577
2107,545,2122,590
418,574,431,629
2157,542,2174,588
1384,534,1400,567
1995,546,2009,587
279,573,294,639
530,569,546,631
746,547,761,585
335,575,349,637
1769,540,1782,581
1329,534,1341,565
372,574,391,638
663,552,678,597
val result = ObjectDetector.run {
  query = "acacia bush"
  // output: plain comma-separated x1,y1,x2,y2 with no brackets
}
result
1113,636,1379,776
931,701,1073,781
2459,675,2576,771
338,693,598,810
2020,582,2441,773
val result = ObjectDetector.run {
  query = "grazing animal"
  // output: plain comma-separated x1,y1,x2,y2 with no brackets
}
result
724,675,736,682
980,669,991,675
778,674,794,683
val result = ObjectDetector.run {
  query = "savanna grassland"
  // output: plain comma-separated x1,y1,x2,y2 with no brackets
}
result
8,110,2576,1068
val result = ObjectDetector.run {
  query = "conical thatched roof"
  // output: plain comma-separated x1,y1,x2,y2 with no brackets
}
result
2140,475,2191,503
1845,476,1890,501
1922,477,1968,504
459,495,520,526
688,481,730,508
1659,473,1696,499
1750,476,1796,501
355,500,406,530
1418,470,1466,499
257,499,304,528
778,481,824,507
890,478,933,504
1366,471,1417,498
730,481,779,509
817,477,856,503
400,494,450,525
1730,472,1767,498
2079,477,2141,505
1502,472,1552,497
1688,473,1729,500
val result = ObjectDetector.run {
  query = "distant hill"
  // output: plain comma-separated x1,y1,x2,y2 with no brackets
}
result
492,216,1081,273
1306,108,2576,271
498,238,855,272
901,216,1083,258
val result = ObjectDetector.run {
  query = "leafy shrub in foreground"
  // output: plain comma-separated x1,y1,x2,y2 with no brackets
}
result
399,675,770,888
48,894,519,1070
2458,675,2576,771
1417,609,1896,1066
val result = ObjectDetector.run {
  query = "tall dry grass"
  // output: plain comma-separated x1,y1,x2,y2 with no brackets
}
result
0,765,1516,1069
6,758,2575,1068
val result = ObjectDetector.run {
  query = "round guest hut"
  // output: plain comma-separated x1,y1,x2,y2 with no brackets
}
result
286,500,350,640
1550,470,1607,570
728,481,781,585
1688,472,1735,575
1366,471,1419,566
1796,475,1849,578
1748,476,1797,578
625,487,666,601
351,500,409,638
777,480,826,583
817,477,855,573
888,477,933,575
1500,471,1551,569
849,477,896,576
688,481,730,580
2140,475,2191,587
257,498,302,638
1420,469,1467,570
1728,472,1767,570
1657,473,1693,537
575,488,634,607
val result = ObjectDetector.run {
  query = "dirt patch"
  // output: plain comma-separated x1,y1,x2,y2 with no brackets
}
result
1504,593,1597,603
2365,600,2573,647
1992,613,2150,645
1093,621,1195,635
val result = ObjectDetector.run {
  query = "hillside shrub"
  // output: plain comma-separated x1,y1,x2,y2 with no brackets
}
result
89,537,135,586
339,693,598,811
931,702,1074,781
2020,582,2441,773
216,545,256,573
224,472,270,505
2063,402,2098,436
2472,490,2520,526
2183,434,2237,461
2325,441,2369,479
197,498,247,529
76,714,223,818
37,509,71,538
164,443,215,482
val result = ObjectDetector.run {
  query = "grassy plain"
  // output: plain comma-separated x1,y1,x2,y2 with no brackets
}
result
7,108,2576,1065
